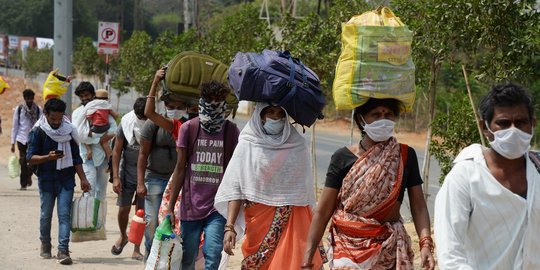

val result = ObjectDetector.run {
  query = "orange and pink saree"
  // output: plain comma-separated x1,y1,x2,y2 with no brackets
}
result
329,139,413,269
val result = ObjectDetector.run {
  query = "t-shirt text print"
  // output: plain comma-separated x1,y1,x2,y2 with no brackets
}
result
191,138,224,185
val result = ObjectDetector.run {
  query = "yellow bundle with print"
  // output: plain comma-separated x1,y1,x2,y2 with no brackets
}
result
43,69,70,101
333,7,415,111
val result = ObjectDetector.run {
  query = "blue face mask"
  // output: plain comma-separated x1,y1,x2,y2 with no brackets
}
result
263,118,286,135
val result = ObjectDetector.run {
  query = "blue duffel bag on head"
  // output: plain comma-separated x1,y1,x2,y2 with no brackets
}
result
228,49,326,127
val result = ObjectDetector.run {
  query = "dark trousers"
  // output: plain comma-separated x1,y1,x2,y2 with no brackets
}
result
17,142,32,188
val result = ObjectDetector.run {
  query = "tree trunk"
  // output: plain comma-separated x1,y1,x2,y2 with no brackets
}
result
421,58,441,200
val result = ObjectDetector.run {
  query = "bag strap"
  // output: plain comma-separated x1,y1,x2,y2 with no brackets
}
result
276,51,310,108
17,105,22,127
528,151,540,173
187,117,201,163
223,120,234,169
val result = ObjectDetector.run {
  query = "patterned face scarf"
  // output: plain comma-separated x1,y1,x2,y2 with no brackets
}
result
23,103,40,125
199,98,226,134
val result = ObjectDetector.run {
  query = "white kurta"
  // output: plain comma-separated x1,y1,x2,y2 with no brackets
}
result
434,144,540,270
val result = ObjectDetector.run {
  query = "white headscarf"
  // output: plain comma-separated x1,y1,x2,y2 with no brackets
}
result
214,102,316,239
36,115,79,170
120,110,145,146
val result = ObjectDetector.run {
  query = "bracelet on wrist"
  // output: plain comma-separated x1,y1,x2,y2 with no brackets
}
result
419,235,434,253
301,262,314,268
147,95,155,99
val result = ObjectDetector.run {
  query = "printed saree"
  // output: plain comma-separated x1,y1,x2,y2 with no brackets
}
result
241,203,327,270
329,138,413,269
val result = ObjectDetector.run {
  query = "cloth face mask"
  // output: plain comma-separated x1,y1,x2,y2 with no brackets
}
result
361,115,395,142
486,122,532,159
199,98,226,134
263,118,286,135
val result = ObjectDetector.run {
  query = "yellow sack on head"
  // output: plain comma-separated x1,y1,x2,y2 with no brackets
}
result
0,76,9,95
333,7,415,111
43,69,70,101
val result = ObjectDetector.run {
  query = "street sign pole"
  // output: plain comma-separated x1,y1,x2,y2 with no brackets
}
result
98,22,120,96
105,54,110,92
54,0,73,115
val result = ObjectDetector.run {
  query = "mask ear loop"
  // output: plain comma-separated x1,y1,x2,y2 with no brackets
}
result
484,120,495,135
359,114,367,128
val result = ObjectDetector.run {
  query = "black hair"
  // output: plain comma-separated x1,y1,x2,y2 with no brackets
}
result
479,82,534,123
22,89,35,99
200,80,229,102
74,81,95,97
133,97,147,119
353,98,403,130
44,98,66,114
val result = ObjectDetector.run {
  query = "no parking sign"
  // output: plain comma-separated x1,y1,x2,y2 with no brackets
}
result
98,22,120,55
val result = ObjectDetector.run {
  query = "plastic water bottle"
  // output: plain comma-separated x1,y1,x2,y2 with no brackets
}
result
128,209,145,245
154,214,175,241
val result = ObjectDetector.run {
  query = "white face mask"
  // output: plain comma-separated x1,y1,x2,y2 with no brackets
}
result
166,109,185,119
263,118,286,135
361,115,395,142
486,121,532,159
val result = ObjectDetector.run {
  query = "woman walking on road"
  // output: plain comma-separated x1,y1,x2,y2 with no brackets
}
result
302,98,435,270
215,103,326,269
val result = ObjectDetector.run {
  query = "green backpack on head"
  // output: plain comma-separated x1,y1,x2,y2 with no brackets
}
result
162,51,238,116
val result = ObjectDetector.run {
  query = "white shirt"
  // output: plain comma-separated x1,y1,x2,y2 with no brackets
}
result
434,144,540,270
11,104,42,145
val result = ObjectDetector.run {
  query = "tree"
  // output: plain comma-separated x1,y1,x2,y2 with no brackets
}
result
200,3,276,63
73,37,106,79
22,48,53,78
392,0,540,184
278,0,372,114
112,31,156,95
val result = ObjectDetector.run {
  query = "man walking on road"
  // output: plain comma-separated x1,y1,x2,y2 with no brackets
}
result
168,81,240,269
111,97,147,260
72,81,116,201
11,89,42,190
136,101,178,260
27,98,91,265
435,83,540,269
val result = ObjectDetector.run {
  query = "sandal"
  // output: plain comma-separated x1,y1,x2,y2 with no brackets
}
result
132,253,144,261
111,240,129,255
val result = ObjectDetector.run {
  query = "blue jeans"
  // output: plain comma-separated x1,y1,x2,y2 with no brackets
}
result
83,159,109,201
144,177,168,255
39,187,74,252
181,211,226,270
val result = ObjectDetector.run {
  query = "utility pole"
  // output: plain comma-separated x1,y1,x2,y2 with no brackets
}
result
54,0,73,115
184,0,192,31
134,0,144,30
